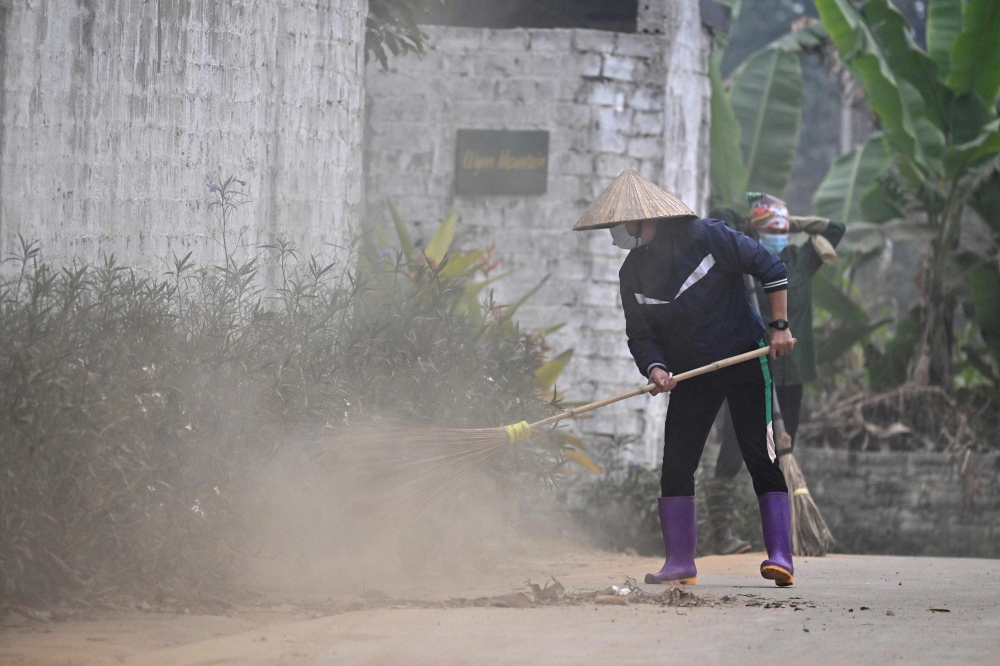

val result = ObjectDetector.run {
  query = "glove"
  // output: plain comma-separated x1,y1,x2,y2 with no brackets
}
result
788,215,830,234
810,234,838,266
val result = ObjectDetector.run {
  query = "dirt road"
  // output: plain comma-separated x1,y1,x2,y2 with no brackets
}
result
3,549,997,665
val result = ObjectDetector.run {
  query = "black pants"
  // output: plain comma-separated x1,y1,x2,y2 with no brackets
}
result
715,383,803,480
660,352,787,498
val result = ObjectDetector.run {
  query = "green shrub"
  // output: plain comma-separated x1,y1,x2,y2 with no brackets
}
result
0,192,574,606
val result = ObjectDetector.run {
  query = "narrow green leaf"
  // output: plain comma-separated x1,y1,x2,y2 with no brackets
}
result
503,275,550,321
535,323,566,337
424,212,457,266
927,0,963,77
946,0,1000,104
438,251,483,277
729,48,803,197
709,55,749,206
465,270,516,299
535,349,574,391
373,223,390,251
550,429,588,451
387,199,417,264
813,135,892,225
563,448,603,474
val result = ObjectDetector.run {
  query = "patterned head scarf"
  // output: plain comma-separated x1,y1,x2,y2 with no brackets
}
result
748,193,789,233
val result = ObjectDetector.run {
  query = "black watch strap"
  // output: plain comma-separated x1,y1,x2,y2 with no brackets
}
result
768,319,789,330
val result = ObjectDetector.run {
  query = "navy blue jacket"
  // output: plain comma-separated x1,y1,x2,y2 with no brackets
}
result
619,217,788,377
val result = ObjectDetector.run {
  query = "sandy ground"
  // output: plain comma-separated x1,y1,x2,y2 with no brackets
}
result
2,548,998,665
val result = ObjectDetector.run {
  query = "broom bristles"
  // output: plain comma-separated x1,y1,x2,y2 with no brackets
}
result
778,446,834,556
325,424,513,515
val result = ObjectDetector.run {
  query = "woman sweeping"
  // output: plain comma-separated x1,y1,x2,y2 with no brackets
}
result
573,170,797,587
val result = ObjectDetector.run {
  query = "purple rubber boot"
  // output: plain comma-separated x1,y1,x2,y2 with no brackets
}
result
758,491,794,587
644,496,698,585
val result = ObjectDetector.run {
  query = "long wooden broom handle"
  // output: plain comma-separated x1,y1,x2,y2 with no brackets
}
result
527,343,790,430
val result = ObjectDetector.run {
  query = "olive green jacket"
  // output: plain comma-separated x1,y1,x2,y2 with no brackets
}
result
756,221,846,386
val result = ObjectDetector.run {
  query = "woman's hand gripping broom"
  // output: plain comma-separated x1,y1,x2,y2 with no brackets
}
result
501,344,782,444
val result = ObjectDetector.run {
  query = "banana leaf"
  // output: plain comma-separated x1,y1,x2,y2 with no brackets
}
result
816,0,923,168
712,0,741,53
946,0,1000,105
769,20,828,52
947,91,995,145
859,180,905,224
729,48,803,197
812,271,869,326
969,163,1000,237
861,0,947,127
709,55,749,206
813,135,892,225
816,320,888,365
970,264,1000,359
945,118,1000,177
927,0,963,77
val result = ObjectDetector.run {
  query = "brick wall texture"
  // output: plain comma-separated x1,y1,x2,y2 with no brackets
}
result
797,449,1000,557
364,17,712,463
0,0,367,267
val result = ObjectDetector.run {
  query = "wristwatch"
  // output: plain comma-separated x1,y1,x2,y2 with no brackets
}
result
768,319,789,330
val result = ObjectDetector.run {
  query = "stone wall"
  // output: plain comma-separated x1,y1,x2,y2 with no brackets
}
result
0,0,367,267
364,16,712,463
796,449,1000,558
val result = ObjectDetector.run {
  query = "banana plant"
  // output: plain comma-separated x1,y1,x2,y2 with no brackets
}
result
709,19,831,208
813,0,1000,386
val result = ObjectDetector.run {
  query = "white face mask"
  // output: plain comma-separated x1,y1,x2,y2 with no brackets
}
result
610,222,641,249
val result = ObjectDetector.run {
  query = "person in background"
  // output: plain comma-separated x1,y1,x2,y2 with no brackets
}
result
705,194,845,555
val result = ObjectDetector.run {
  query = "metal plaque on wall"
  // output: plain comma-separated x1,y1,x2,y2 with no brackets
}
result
454,129,549,196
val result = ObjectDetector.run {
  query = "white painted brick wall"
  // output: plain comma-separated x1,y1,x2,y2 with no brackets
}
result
0,0,367,268
365,13,711,465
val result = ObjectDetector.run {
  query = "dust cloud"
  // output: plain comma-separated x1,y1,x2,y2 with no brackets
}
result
237,433,558,602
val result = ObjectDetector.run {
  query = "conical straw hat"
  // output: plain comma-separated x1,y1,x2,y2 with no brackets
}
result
573,170,696,231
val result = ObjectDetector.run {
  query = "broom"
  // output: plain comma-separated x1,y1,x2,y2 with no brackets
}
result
742,276,833,556
773,393,834,556
332,345,781,512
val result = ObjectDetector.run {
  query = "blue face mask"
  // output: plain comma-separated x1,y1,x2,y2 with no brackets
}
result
760,233,788,255
610,222,642,249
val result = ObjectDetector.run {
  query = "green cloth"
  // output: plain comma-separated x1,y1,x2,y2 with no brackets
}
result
755,221,846,386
